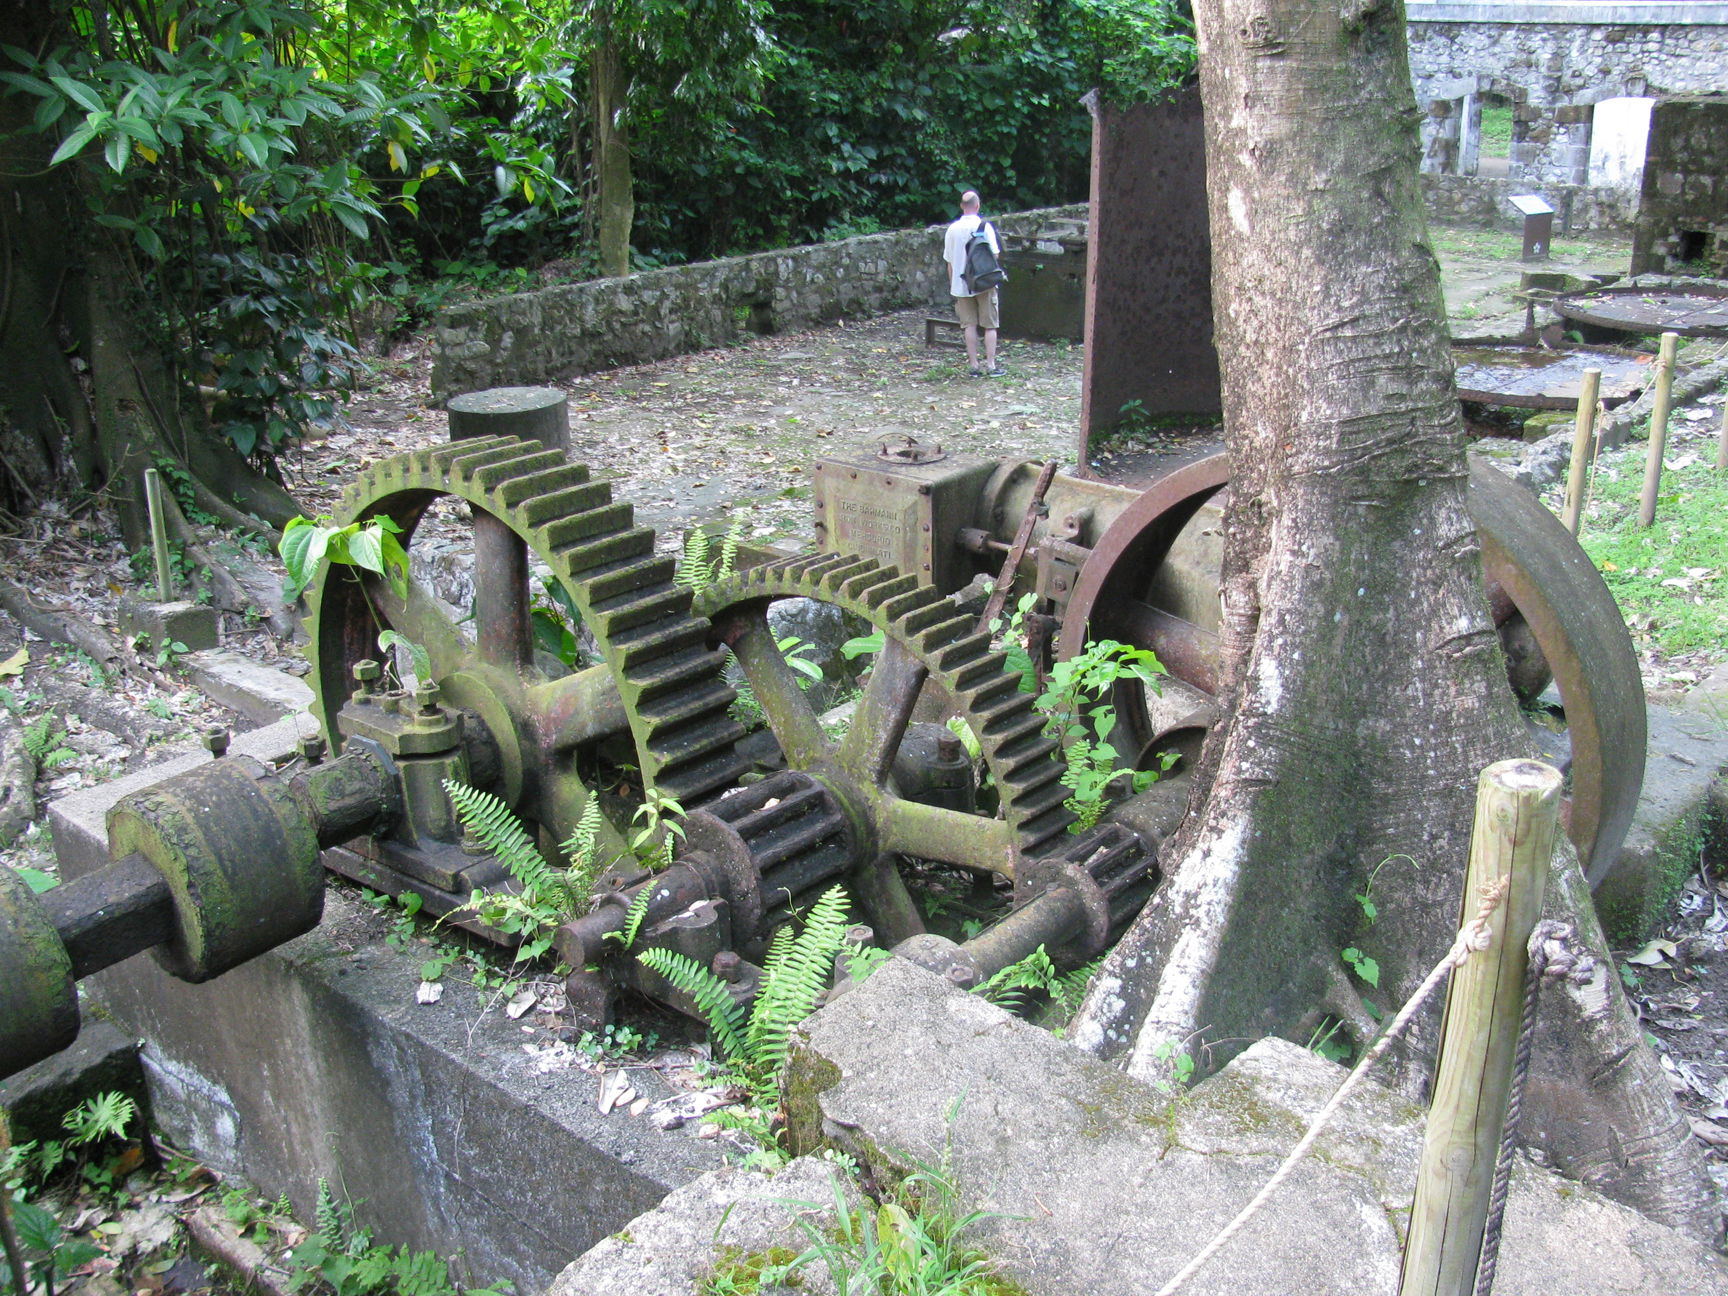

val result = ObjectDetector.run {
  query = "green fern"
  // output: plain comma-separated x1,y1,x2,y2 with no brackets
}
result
639,885,853,1106
636,947,749,1065
975,946,1100,1020
556,797,607,895
746,886,850,1080
614,886,654,951
443,779,557,902
314,1177,349,1253
675,517,745,593
61,1091,136,1145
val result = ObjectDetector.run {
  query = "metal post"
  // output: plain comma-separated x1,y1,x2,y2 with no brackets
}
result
143,468,173,601
1560,367,1601,536
1637,332,1679,528
1715,395,1727,473
1398,759,1563,1296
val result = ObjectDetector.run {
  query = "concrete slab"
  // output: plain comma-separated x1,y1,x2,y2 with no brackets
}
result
790,958,1728,1296
546,1157,852,1296
49,717,725,1293
0,1020,143,1144
180,649,314,725
1596,702,1728,942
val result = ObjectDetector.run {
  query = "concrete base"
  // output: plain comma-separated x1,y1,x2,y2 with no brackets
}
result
118,597,220,653
785,959,1728,1296
180,649,314,725
0,1020,144,1144
1597,695,1728,942
49,718,724,1293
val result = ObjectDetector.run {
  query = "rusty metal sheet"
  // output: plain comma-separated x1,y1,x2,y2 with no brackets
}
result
1451,342,1652,409
1555,279,1728,338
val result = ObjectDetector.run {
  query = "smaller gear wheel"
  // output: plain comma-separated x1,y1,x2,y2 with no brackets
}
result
308,436,751,853
697,553,1077,881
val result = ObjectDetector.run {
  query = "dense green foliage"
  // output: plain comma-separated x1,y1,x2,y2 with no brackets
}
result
0,0,1191,473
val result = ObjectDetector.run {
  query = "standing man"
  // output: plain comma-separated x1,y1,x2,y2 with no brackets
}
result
943,191,1004,378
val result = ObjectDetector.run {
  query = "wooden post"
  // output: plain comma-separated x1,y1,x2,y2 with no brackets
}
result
1637,332,1679,527
143,467,174,601
1560,367,1600,536
1715,395,1727,473
1398,759,1563,1296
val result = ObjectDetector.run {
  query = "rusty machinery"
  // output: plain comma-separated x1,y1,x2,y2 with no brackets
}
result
0,433,1643,1079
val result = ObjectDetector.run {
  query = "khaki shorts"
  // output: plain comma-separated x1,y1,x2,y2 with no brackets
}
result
955,289,1000,330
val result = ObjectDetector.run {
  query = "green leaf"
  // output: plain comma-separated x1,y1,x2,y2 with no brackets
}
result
377,630,430,686
49,123,98,166
50,75,103,114
279,516,332,601
103,131,132,172
344,525,384,575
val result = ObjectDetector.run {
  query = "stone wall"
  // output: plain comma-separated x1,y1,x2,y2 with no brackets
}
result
1421,173,1640,232
432,204,1086,399
1408,4,1728,187
1631,96,1728,274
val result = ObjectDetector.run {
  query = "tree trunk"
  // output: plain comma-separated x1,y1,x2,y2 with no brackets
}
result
590,19,634,279
1069,0,1714,1237
0,60,299,547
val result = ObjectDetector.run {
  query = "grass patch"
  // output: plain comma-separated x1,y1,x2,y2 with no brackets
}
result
1572,453,1728,656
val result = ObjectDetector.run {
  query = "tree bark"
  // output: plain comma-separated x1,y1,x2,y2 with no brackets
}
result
590,16,634,279
0,7,301,544
1069,0,1713,1236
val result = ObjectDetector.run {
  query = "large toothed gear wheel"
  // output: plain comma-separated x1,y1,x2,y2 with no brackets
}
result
696,554,1076,881
308,436,750,848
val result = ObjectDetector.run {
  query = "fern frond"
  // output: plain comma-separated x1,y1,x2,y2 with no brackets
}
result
676,527,712,591
315,1178,345,1251
617,886,653,951
556,798,609,902
746,886,850,1080
1054,958,1101,1014
443,779,554,901
637,947,748,1064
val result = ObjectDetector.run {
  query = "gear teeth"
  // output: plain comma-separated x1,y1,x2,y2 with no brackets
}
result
699,554,1079,873
470,448,565,489
589,586,692,637
446,442,531,475
648,712,747,767
612,616,710,667
557,528,656,574
587,556,677,601
636,678,737,728
656,745,753,805
309,434,746,859
632,646,733,701
498,463,590,507
521,482,612,527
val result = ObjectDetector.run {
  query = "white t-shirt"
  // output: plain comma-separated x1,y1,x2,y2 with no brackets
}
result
944,214,999,297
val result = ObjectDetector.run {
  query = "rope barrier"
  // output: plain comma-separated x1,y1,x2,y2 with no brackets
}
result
1151,880,1510,1296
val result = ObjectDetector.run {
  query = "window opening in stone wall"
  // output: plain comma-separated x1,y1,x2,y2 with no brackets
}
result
1675,230,1710,271
1476,93,1514,178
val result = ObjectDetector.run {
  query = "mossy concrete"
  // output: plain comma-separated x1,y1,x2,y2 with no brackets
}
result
1596,692,1728,944
48,717,724,1293
787,958,1728,1296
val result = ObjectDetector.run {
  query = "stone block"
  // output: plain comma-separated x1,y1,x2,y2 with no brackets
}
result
180,650,313,725
546,1158,853,1296
48,721,724,1291
1595,704,1728,943
117,596,219,653
788,958,1728,1296
0,1020,144,1144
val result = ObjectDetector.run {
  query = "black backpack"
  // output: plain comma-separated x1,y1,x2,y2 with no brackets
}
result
963,221,1007,292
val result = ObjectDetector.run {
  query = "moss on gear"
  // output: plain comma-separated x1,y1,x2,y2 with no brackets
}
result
0,863,78,1076
697,553,1076,880
307,436,750,848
